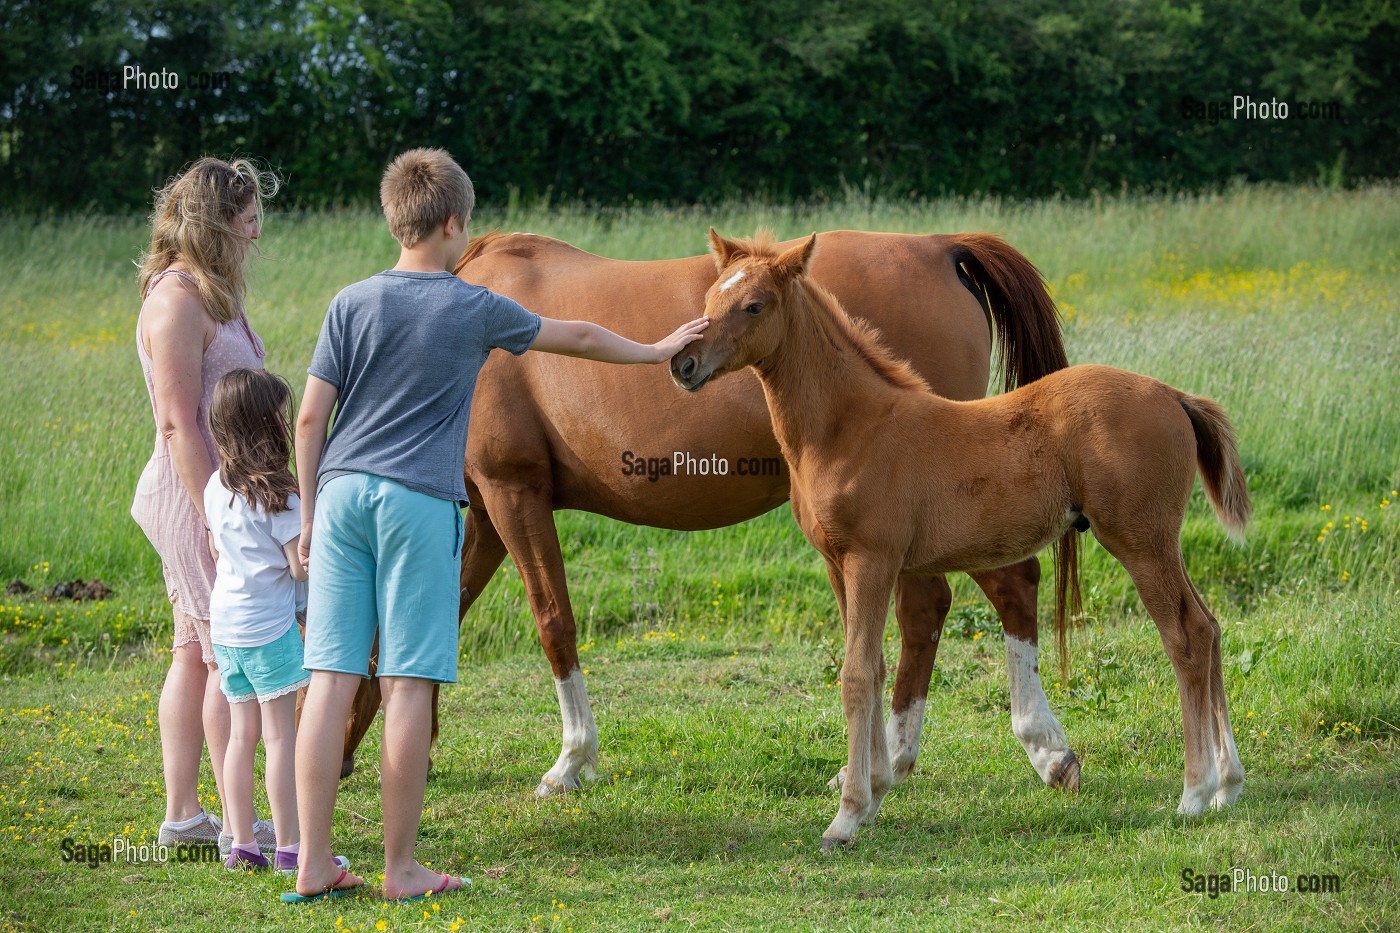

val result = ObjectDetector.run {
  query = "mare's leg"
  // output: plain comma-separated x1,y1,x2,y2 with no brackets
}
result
482,483,596,796
970,559,1080,790
823,555,899,849
325,505,510,779
1108,545,1222,815
324,638,381,779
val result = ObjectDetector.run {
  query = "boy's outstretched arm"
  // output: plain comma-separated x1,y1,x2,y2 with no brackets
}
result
530,317,708,364
295,374,340,573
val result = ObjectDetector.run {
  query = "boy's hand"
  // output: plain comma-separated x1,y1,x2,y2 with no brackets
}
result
649,317,708,362
532,316,708,364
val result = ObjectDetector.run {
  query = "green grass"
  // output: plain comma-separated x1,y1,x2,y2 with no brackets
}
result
0,589,1395,931
0,186,1397,929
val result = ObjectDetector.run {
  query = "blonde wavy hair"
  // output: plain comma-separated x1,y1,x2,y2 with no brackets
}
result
137,157,280,323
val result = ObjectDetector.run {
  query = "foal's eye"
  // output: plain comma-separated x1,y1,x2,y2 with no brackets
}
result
744,301,764,316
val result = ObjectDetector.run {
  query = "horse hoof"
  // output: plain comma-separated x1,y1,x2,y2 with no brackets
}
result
1047,749,1080,792
535,774,580,798
1176,787,1213,817
820,835,852,852
827,765,848,791
339,757,355,780
1211,778,1244,810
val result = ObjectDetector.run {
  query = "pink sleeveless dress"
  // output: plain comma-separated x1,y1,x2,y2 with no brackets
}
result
131,270,266,648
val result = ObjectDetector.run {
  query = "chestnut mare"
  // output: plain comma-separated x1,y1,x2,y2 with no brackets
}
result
672,231,1250,846
339,229,1081,799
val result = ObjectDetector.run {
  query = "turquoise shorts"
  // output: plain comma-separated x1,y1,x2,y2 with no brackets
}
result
214,623,310,703
302,473,464,684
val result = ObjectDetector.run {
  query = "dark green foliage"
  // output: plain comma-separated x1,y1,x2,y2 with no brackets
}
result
1,0,1395,210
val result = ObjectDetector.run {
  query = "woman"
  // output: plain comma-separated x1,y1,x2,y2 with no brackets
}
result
132,157,280,853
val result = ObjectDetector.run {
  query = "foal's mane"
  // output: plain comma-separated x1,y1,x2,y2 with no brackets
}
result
735,233,931,394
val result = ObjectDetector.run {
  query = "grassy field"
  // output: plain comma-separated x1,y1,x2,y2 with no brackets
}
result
0,185,1397,929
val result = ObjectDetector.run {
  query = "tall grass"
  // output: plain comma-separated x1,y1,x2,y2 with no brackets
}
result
0,186,1396,666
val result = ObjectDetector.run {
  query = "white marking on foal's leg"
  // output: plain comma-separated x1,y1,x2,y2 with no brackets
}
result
719,269,745,291
1212,717,1245,809
886,698,925,784
865,701,894,824
1178,758,1220,817
535,669,599,798
828,698,925,791
1006,636,1078,789
1212,731,1244,809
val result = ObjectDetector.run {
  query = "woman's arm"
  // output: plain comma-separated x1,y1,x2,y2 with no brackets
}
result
295,375,340,573
529,317,708,363
144,286,218,526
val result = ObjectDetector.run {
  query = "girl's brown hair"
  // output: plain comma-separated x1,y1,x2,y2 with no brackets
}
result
209,369,299,514
137,156,280,323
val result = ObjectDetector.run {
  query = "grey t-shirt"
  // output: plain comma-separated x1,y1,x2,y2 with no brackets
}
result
308,270,541,504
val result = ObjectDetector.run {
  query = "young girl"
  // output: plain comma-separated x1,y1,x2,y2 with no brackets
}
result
204,368,347,877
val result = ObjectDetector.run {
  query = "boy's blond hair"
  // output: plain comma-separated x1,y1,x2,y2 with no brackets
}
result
380,148,475,248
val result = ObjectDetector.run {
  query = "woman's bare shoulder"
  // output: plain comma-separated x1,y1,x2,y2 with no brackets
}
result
140,271,215,355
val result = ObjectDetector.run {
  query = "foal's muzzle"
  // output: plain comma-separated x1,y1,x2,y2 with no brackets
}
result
669,352,711,392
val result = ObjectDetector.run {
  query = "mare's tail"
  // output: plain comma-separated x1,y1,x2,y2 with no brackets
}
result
1180,395,1252,543
1051,531,1080,682
952,233,1075,675
947,233,1069,392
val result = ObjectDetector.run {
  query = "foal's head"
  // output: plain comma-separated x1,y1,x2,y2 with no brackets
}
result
670,228,816,392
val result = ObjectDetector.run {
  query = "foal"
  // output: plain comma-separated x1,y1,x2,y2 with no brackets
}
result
671,230,1251,848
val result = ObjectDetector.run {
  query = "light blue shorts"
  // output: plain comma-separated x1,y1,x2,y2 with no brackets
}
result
303,473,464,684
214,623,310,703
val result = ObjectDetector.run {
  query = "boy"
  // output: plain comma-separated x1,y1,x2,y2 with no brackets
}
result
290,148,706,902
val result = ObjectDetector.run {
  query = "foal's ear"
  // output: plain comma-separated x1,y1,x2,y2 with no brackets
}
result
774,233,818,284
708,227,744,272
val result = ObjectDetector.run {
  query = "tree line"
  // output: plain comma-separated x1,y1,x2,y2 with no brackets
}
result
1,0,1395,212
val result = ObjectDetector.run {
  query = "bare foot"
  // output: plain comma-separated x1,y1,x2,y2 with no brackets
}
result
296,862,365,898
384,865,467,901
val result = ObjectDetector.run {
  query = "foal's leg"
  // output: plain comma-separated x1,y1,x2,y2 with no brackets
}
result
483,483,597,797
886,575,951,783
970,560,1080,790
1192,582,1244,808
829,574,951,791
824,556,899,849
1114,549,1222,815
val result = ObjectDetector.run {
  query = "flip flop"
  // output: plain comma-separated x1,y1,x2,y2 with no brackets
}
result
387,871,472,903
280,868,365,904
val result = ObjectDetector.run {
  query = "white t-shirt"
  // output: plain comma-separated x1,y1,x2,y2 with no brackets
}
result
204,473,302,648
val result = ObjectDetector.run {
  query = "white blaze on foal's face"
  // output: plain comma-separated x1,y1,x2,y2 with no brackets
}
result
719,269,745,291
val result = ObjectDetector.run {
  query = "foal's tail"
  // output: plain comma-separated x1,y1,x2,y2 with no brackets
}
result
947,234,1070,393
1050,394,1251,679
1180,395,1252,543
